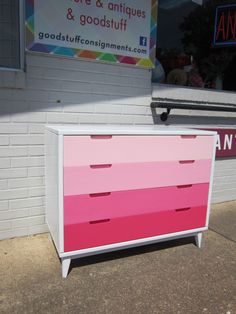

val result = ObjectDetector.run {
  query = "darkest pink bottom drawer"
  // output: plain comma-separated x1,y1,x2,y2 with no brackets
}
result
64,205,207,252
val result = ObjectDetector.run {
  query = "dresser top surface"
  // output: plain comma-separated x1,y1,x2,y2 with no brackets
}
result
46,124,217,136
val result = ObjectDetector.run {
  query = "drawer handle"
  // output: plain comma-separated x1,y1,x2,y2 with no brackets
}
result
90,164,112,169
89,219,110,224
175,207,191,212
89,192,111,198
179,160,195,164
177,184,192,189
90,135,112,140
181,135,197,139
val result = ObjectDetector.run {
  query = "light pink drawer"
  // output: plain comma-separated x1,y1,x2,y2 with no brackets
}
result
64,205,207,252
64,183,209,224
64,135,215,167
64,160,212,195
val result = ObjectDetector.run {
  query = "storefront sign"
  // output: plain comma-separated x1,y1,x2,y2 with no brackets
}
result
214,4,236,46
208,128,236,158
25,0,157,68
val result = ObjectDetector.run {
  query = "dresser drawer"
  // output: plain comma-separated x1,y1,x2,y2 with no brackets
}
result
64,205,207,251
64,135,214,167
64,160,212,195
64,183,209,224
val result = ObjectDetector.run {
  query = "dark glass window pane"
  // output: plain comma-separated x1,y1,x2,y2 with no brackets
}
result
153,0,236,92
0,0,20,69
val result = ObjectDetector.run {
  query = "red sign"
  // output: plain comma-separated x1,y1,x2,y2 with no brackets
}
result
214,5,236,46
208,128,236,158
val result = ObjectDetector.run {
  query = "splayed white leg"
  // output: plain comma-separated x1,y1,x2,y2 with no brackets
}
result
195,233,203,248
62,258,71,278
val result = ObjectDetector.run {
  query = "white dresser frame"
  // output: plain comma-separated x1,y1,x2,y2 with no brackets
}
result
45,125,217,278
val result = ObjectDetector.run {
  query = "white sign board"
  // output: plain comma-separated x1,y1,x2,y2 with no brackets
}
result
26,0,157,68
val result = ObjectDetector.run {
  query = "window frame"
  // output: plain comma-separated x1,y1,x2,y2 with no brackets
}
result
153,0,236,95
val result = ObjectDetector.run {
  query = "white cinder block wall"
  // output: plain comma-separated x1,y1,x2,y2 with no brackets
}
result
0,53,152,240
0,53,236,240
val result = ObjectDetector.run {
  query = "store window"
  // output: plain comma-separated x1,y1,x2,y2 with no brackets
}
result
0,0,21,70
153,0,236,92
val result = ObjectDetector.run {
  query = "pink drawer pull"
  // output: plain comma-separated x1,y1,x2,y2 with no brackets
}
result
179,160,195,164
177,184,192,189
90,135,112,140
89,192,111,198
175,207,191,212
181,135,197,139
89,219,110,224
90,164,112,169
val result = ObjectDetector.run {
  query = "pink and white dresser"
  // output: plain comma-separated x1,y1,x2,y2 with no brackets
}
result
45,125,217,277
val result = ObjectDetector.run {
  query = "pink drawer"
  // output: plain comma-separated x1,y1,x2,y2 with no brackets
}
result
64,160,212,195
64,205,207,252
64,135,215,167
64,183,209,224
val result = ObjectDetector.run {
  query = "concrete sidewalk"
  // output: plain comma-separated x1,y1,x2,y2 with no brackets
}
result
0,201,236,314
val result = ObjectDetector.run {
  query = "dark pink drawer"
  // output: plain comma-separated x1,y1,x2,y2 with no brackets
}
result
64,205,207,252
64,183,209,224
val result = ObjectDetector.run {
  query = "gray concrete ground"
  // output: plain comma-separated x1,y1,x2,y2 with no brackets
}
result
0,201,236,314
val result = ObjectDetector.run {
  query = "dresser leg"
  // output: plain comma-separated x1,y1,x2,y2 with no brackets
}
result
62,258,71,278
195,233,203,248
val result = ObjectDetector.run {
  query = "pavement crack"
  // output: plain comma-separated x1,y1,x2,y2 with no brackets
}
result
209,227,236,244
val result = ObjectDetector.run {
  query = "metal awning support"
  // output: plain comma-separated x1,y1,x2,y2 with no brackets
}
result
151,101,236,122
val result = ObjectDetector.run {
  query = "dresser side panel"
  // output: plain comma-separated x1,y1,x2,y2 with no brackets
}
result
206,134,218,227
45,130,61,253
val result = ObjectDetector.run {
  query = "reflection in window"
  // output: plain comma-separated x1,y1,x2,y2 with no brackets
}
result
0,0,20,69
153,0,236,92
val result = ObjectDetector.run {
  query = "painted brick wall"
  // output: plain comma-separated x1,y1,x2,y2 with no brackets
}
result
0,53,236,240
212,159,236,203
0,53,152,240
